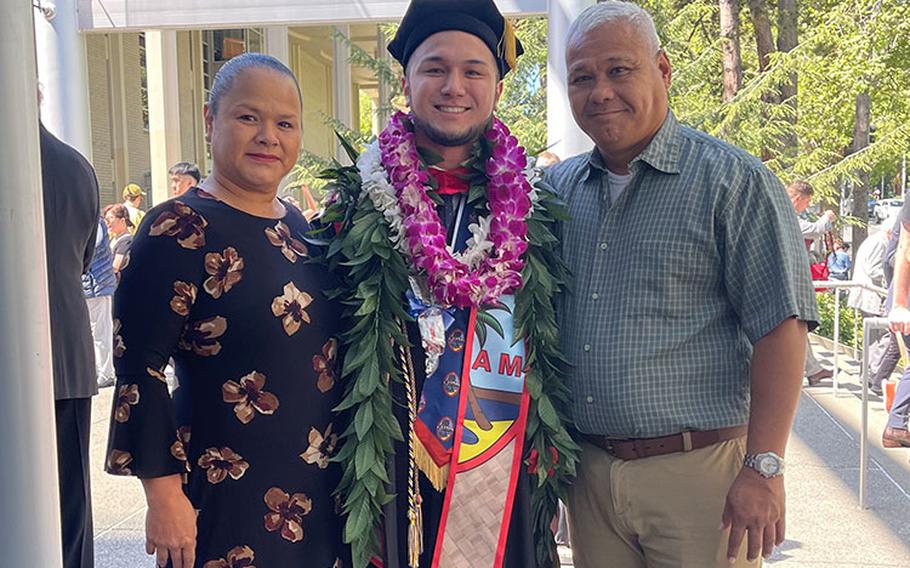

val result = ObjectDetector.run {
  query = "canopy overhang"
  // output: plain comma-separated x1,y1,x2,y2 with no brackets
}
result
76,0,548,32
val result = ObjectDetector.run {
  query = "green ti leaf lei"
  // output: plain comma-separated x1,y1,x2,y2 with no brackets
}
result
316,137,579,568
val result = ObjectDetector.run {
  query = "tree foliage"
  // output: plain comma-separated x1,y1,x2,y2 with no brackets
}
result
644,0,910,202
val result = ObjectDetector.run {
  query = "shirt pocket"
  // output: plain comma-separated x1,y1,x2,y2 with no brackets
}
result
625,239,720,317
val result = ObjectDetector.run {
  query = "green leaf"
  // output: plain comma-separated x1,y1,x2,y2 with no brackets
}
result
354,400,374,439
354,438,377,479
476,310,506,340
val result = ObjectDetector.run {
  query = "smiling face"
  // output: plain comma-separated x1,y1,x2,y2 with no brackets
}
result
204,67,301,194
404,31,503,151
567,21,671,172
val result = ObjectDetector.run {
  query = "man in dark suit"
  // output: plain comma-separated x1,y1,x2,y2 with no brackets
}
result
40,121,100,568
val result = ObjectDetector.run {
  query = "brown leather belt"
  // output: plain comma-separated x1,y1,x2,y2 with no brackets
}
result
586,425,748,461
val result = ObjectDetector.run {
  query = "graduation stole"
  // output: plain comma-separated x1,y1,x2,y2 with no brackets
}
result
414,295,530,568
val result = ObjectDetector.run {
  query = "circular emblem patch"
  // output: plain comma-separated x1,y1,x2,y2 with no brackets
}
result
443,372,460,397
448,328,466,352
436,417,454,441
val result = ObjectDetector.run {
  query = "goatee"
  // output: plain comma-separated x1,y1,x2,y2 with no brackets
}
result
412,113,492,147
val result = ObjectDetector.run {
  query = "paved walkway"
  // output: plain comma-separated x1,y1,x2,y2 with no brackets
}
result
90,334,910,567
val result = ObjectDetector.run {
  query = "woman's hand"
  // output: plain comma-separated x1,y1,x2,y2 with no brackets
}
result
141,474,197,568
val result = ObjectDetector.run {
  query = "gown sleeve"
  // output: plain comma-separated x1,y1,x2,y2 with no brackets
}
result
105,199,209,479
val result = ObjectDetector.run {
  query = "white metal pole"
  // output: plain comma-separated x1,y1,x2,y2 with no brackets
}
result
34,0,93,160
859,318,879,509
833,289,841,394
546,0,595,161
0,2,64,565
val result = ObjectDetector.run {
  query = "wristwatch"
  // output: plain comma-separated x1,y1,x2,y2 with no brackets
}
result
743,452,785,478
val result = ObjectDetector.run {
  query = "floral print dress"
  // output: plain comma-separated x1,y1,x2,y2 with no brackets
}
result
106,188,348,568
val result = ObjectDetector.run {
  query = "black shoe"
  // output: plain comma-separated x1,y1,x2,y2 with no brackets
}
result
868,383,883,396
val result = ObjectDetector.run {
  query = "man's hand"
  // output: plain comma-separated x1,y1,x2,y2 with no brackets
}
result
889,306,910,335
720,468,785,562
823,210,836,222
142,475,197,568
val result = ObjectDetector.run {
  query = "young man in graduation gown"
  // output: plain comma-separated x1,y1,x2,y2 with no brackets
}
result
320,1,578,566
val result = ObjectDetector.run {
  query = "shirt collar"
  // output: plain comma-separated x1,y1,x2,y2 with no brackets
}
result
585,110,682,180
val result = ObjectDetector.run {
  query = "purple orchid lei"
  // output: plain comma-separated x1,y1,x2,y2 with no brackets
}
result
378,111,532,309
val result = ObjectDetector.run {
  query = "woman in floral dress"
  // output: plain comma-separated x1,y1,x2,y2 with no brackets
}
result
105,53,347,568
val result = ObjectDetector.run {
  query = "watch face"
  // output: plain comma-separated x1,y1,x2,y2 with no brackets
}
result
758,455,780,476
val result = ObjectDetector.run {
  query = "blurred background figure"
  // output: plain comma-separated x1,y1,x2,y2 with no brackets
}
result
103,204,133,279
536,150,560,169
82,217,117,388
168,161,202,198
827,239,851,280
121,183,145,231
786,180,835,386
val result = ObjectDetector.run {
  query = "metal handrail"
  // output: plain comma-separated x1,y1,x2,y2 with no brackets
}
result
811,280,887,395
860,317,890,509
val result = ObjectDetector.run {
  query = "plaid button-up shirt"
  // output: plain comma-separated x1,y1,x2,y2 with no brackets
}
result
544,111,818,438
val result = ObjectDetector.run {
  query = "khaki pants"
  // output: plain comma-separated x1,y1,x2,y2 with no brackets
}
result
568,437,760,568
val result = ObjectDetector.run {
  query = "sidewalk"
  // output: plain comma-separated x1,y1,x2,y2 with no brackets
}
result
90,333,910,566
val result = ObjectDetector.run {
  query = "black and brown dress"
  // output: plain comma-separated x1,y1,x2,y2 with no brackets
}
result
105,188,348,568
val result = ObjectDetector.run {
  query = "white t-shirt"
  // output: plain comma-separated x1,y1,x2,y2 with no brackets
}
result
606,170,634,205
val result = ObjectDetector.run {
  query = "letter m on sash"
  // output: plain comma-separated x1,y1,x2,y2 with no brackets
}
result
498,354,523,378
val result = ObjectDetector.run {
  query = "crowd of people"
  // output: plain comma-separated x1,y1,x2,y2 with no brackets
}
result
36,1,910,568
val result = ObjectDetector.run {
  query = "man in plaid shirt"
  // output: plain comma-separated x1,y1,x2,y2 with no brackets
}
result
545,2,818,566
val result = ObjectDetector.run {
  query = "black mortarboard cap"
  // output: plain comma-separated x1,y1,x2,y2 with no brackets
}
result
388,0,524,77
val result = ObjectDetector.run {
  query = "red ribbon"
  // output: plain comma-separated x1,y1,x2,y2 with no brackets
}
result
430,167,471,195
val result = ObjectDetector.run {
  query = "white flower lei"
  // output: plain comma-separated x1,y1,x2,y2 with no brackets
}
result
356,140,542,270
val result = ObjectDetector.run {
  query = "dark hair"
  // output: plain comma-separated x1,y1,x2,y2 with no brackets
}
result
207,53,301,116
168,161,202,183
785,180,814,198
104,203,134,228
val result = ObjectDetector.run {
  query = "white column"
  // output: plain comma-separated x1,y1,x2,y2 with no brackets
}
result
547,0,595,161
34,0,93,160
333,25,354,163
2,2,64,565
264,26,290,66
146,30,183,207
376,25,391,132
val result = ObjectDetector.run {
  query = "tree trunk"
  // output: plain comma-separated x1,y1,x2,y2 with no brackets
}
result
745,0,779,161
719,0,743,102
777,0,799,164
850,92,871,251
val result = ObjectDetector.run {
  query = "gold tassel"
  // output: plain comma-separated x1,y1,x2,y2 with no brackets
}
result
414,440,450,492
502,19,518,72
398,320,425,568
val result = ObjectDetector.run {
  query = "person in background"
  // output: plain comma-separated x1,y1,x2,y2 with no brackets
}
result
786,180,836,253
786,180,835,386
121,183,146,231
827,239,851,280
168,161,202,198
536,150,561,169
547,3,817,565
867,214,903,396
103,203,133,277
82,217,117,388
848,218,893,395
882,199,910,449
40,115,100,568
